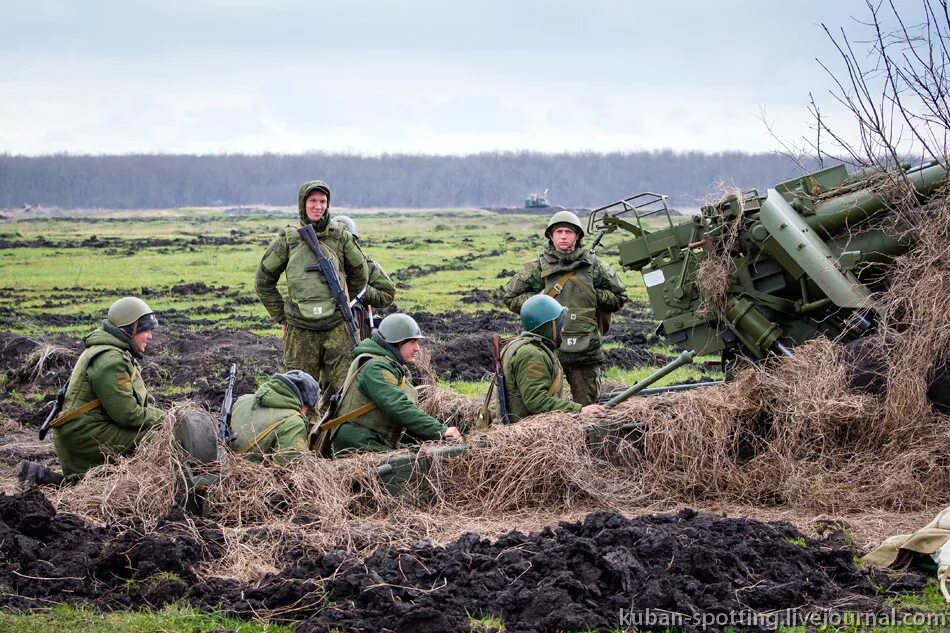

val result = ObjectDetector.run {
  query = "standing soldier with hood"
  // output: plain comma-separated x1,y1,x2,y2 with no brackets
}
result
256,181,368,412
502,294,606,423
324,313,461,455
19,297,164,485
503,211,627,405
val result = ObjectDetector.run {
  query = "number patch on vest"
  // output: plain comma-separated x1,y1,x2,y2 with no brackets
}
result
313,306,323,315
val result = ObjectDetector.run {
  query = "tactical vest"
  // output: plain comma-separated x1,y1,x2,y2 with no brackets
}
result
229,393,302,457
332,352,414,449
539,253,600,356
282,223,350,329
501,335,566,423
55,345,147,428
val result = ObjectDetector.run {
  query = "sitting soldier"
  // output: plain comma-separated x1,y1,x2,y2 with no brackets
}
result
326,313,461,455
334,215,396,310
502,294,606,423
229,370,319,464
19,297,165,485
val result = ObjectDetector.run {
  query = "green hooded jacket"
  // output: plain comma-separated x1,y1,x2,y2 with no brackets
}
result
364,258,396,308
331,336,446,453
502,331,581,423
230,376,308,464
502,246,627,365
255,181,369,331
52,324,164,478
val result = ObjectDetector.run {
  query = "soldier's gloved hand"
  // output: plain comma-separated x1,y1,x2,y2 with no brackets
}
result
580,404,607,415
442,427,462,441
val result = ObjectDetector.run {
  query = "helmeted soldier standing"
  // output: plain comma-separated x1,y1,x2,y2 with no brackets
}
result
503,211,628,405
255,181,368,412
229,370,319,465
333,215,396,309
325,313,461,455
46,297,164,481
502,295,607,423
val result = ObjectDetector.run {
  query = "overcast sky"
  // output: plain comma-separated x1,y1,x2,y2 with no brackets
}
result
0,1,910,156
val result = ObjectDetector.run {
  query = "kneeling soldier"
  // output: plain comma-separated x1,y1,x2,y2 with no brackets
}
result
502,294,606,423
230,370,319,464
50,297,164,481
329,313,461,455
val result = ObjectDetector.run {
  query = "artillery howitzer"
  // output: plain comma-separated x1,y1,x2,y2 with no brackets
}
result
589,160,948,371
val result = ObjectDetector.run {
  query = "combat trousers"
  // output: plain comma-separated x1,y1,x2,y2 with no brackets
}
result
564,362,602,406
282,321,354,415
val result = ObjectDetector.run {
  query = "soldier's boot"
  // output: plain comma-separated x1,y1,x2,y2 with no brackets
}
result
16,460,65,486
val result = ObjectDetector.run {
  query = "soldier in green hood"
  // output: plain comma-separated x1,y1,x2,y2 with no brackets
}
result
229,370,319,464
255,181,369,412
327,313,462,455
502,294,606,423
502,211,628,405
333,215,396,309
39,297,164,481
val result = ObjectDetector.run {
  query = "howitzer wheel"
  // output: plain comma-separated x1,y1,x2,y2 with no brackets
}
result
174,409,218,464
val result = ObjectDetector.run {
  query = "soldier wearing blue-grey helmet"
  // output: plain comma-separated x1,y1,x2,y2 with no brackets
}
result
502,211,628,405
500,294,606,423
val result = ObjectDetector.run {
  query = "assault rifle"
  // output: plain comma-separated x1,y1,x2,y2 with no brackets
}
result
218,363,237,448
297,224,360,344
37,383,67,441
491,335,511,424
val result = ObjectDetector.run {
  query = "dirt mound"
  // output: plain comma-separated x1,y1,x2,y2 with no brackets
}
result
431,332,494,381
185,509,914,633
4,488,916,632
0,490,222,611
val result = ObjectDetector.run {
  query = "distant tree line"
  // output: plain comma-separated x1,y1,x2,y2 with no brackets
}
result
0,151,821,210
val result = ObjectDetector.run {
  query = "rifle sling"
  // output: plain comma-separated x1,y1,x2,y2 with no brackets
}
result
546,271,576,298
235,413,301,455
49,364,140,430
320,374,407,432
49,399,101,429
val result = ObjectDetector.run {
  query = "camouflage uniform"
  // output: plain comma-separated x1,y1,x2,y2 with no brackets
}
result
255,181,368,411
230,376,309,465
52,323,164,479
364,259,396,308
501,332,581,423
330,335,447,454
503,246,627,405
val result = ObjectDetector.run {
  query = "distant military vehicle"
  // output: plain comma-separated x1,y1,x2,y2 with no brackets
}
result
525,188,550,209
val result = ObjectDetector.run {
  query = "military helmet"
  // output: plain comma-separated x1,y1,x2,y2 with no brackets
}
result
521,294,567,332
335,215,359,238
378,313,426,344
107,296,157,331
544,210,585,240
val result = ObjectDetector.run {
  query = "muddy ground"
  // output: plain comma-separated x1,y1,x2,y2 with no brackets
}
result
0,490,927,632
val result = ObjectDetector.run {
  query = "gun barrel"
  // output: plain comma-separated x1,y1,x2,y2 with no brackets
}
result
604,350,695,408
807,161,948,237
